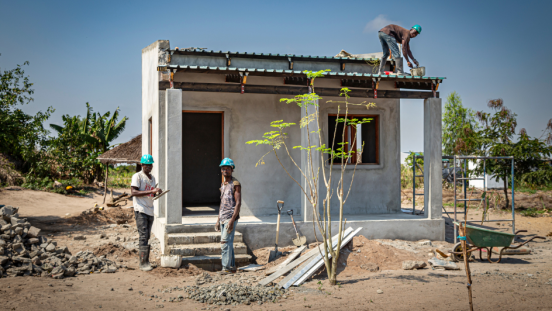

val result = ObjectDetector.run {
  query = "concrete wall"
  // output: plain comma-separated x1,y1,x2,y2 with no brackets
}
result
172,72,401,217
317,96,401,215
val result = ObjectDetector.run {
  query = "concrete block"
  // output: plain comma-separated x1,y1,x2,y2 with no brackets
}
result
14,227,23,236
45,243,56,252
10,217,25,226
28,238,40,244
27,226,41,238
1,224,11,232
160,255,182,268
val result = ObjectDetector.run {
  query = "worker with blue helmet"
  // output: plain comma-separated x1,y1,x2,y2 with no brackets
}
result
215,158,241,274
130,154,162,271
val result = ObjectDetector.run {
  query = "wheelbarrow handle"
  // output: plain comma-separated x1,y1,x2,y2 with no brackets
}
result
515,230,527,235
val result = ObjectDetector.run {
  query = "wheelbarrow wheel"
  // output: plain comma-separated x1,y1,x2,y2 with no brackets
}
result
451,242,474,262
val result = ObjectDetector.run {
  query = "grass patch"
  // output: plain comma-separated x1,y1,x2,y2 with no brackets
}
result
520,208,550,217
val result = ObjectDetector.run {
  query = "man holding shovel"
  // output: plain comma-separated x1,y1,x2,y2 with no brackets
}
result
131,154,162,271
215,158,241,274
377,24,421,75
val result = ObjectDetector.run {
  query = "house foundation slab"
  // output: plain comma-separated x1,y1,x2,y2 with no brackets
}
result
155,214,445,252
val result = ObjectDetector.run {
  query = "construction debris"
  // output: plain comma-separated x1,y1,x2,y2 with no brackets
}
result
0,205,120,278
402,260,427,270
179,284,288,305
428,257,460,270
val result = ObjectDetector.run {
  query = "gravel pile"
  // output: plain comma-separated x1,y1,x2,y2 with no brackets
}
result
0,205,119,278
178,284,288,306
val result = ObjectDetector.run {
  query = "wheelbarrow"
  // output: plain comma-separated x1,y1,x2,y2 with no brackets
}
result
451,222,546,263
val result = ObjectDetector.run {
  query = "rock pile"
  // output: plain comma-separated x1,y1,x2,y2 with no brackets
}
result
179,284,288,306
0,205,119,278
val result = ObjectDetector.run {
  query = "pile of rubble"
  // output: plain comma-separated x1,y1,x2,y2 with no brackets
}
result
179,283,288,306
0,205,119,278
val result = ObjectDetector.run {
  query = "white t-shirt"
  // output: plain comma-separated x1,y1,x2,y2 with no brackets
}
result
131,171,156,216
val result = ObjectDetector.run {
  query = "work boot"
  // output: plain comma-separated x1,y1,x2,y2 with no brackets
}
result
394,57,410,76
139,246,153,271
377,57,386,75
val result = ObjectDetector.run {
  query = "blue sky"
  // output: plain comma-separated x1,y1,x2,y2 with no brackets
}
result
1,0,550,152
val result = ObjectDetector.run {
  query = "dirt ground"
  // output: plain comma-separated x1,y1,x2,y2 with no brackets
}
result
1,188,552,310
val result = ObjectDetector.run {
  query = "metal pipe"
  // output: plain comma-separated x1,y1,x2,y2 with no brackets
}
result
511,157,515,234
463,158,467,216
483,159,487,221
453,156,513,159
468,219,514,223
453,155,457,244
412,155,416,215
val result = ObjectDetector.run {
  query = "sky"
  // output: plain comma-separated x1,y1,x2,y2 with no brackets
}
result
1,0,551,153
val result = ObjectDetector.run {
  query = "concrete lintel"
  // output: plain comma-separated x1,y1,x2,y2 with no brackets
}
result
423,98,443,223
165,89,183,224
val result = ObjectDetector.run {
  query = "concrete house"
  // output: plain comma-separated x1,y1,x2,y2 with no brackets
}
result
142,40,446,264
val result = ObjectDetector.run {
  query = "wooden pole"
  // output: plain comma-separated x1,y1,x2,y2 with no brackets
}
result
102,163,109,204
461,211,474,311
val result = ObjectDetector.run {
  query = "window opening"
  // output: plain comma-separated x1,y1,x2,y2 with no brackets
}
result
328,114,379,164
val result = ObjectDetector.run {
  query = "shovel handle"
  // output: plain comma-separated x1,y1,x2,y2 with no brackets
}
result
275,213,281,245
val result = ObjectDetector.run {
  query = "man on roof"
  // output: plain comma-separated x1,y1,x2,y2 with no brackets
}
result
131,154,162,271
377,24,422,76
215,158,241,274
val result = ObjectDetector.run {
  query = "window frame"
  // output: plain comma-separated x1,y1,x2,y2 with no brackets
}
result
325,112,382,169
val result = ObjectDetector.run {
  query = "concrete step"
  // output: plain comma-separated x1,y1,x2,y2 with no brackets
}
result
168,242,248,256
168,231,243,245
181,254,252,265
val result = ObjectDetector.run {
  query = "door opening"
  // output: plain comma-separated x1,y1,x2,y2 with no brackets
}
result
182,111,223,216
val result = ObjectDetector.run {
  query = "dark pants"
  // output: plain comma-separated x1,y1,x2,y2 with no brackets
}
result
134,211,154,247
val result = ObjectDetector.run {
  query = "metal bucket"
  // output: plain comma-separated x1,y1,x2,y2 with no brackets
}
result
410,67,425,77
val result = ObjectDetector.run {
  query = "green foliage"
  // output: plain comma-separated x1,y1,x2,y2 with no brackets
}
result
442,92,480,156
107,165,135,188
48,103,128,183
0,60,54,175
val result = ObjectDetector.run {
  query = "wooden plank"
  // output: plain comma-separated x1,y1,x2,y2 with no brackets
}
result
292,227,363,287
279,227,359,289
264,245,306,276
258,228,353,286
159,82,438,98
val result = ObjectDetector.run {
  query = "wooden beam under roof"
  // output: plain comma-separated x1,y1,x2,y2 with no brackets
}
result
159,82,438,98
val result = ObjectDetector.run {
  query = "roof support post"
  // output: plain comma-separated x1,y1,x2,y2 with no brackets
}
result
423,98,444,226
165,88,183,224
301,96,319,223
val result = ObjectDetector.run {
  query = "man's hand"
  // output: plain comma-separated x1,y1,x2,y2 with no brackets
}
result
215,221,220,232
413,59,419,67
227,220,234,232
152,188,162,195
407,61,414,68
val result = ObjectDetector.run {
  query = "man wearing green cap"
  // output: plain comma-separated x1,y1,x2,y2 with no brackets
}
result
131,154,162,271
215,158,241,274
377,24,421,75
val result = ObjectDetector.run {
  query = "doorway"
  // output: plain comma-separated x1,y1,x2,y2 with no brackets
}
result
182,111,223,216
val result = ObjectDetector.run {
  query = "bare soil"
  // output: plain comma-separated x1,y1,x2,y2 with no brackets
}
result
1,188,552,310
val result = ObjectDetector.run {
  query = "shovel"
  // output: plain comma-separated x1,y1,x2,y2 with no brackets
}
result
287,210,306,246
268,200,284,263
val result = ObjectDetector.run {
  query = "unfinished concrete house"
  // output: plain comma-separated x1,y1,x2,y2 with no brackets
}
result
142,40,446,266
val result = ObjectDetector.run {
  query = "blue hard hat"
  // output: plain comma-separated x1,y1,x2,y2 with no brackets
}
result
140,154,154,165
412,24,422,34
219,158,235,169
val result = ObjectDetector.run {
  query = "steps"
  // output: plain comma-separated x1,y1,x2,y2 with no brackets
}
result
167,231,251,268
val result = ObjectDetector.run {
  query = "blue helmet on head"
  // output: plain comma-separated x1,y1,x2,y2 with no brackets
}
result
219,158,235,169
140,154,154,165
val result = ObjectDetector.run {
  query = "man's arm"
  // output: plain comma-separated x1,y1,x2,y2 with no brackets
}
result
402,40,418,67
227,185,241,231
131,186,161,197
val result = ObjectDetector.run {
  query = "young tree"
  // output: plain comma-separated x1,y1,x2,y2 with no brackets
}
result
442,92,480,156
247,70,375,285
476,99,518,208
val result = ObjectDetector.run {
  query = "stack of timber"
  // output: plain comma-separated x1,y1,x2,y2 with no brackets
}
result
258,227,362,288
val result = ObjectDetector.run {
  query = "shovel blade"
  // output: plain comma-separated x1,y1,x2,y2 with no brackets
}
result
292,236,307,246
268,250,282,263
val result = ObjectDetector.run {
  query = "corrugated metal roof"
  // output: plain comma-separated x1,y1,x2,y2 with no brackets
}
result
162,64,446,81
171,49,382,62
